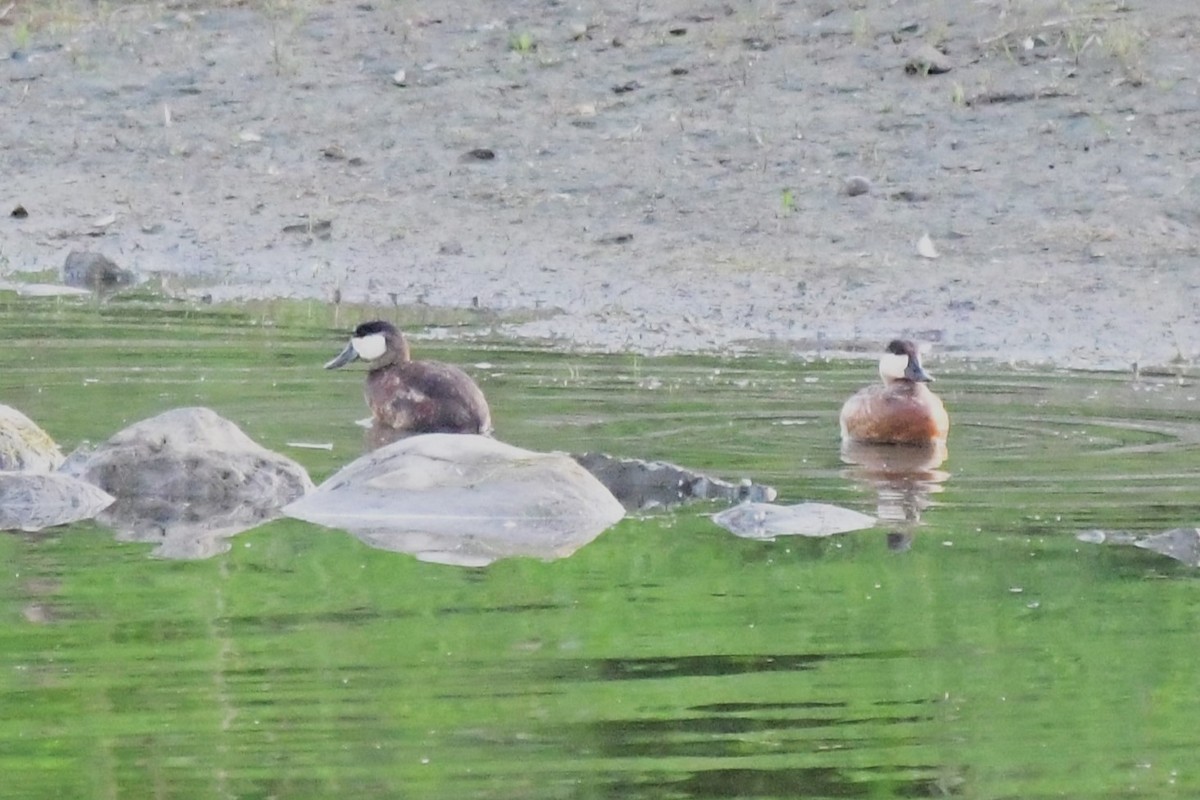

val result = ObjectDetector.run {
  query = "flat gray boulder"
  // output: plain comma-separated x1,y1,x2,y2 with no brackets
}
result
0,404,64,473
714,501,876,540
0,472,114,532
285,433,625,567
75,407,314,558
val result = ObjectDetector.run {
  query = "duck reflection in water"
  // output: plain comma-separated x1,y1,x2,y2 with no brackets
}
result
839,340,951,549
841,440,949,549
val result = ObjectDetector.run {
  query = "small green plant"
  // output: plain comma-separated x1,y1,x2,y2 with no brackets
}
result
780,188,796,215
12,22,32,51
951,82,966,105
1103,20,1145,82
509,31,535,54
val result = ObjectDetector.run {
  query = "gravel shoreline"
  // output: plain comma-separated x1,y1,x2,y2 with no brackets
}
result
3,0,1198,370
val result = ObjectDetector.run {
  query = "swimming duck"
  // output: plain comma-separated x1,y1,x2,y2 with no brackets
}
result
325,320,493,435
839,339,949,445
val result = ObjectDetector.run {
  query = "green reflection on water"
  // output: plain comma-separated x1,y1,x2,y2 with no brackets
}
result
0,297,1198,799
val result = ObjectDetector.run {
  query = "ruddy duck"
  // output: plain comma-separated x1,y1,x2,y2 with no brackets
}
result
325,320,492,435
839,339,949,445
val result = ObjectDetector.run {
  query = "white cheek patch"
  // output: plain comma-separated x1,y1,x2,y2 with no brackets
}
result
351,333,387,361
879,352,911,381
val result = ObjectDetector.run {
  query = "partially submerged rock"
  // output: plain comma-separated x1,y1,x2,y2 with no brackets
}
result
62,250,136,291
713,501,876,541
1078,528,1200,568
0,404,64,473
285,434,625,567
0,472,114,532
75,407,314,559
573,452,776,510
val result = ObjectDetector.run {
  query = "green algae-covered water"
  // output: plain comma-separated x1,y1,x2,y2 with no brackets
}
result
1,298,1198,799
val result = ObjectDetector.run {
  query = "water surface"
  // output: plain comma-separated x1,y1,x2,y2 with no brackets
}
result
1,299,1197,798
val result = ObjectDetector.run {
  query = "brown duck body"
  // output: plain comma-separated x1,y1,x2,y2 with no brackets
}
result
839,380,948,444
839,339,949,445
365,359,491,434
326,320,492,436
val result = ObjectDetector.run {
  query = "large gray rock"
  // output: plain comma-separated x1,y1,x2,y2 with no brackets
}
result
0,472,114,532
285,434,625,567
75,407,314,558
0,404,64,473
713,502,876,540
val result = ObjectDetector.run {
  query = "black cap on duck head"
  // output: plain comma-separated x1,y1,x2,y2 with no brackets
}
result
352,320,398,338
879,339,933,383
324,320,405,370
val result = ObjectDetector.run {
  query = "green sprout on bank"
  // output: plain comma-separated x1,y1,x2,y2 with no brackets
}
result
12,22,32,51
510,31,535,54
780,188,796,215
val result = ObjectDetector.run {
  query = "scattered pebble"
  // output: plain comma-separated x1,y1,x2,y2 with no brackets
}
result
11,204,27,218
281,219,333,238
392,69,407,86
612,80,640,94
905,43,953,75
462,148,495,161
596,233,633,245
916,233,940,259
843,176,871,196
891,189,931,203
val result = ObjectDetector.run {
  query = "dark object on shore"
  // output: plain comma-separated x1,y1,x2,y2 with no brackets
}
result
62,250,135,291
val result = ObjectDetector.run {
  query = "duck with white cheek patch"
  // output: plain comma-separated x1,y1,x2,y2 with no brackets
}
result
839,339,949,445
325,320,493,435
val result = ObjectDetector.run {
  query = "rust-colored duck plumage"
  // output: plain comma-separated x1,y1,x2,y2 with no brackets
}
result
839,339,949,445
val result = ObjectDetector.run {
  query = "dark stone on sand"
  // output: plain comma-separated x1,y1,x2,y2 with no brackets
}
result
596,232,633,245
843,176,872,197
62,250,135,291
905,43,953,75
281,218,332,237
